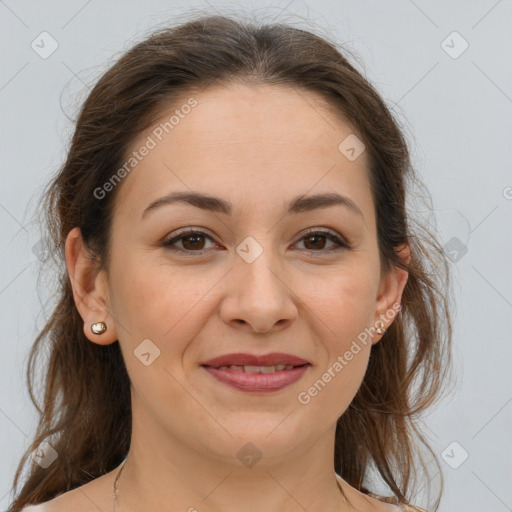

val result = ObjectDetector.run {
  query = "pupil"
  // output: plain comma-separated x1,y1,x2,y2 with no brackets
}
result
306,235,325,250
184,235,204,250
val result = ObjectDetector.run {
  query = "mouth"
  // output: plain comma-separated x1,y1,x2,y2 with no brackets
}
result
200,357,311,392
199,352,310,368
202,363,308,373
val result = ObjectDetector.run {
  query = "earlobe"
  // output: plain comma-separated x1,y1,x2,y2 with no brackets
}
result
65,227,118,345
372,243,411,344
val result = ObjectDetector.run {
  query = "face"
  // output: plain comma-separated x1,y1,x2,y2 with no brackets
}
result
67,83,408,466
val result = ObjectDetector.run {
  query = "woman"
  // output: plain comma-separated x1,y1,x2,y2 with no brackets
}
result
9,13,452,512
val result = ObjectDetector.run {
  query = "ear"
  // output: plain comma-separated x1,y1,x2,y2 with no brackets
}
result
65,227,118,345
372,243,410,345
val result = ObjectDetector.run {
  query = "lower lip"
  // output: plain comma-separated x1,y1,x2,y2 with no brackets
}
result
202,365,311,392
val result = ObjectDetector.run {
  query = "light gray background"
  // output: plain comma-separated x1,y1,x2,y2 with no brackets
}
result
1,1,511,511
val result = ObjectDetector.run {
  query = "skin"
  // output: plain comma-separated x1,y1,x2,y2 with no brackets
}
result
39,83,410,512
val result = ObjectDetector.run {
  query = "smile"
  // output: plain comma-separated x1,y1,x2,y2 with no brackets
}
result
201,364,311,392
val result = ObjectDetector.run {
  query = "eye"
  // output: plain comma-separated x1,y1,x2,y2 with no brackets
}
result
293,229,350,253
161,228,351,256
162,229,217,255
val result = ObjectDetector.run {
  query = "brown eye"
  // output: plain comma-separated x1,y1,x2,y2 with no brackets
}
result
181,234,206,250
295,230,349,253
162,230,216,254
303,233,328,250
162,228,350,257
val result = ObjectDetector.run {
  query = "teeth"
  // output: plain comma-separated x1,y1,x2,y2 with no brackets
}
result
215,364,295,373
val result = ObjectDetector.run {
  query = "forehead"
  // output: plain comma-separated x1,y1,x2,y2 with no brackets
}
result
113,83,373,222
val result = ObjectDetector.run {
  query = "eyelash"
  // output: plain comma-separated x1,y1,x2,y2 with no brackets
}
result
161,228,351,256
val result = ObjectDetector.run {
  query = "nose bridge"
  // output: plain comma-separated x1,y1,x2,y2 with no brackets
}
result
235,233,285,299
220,233,297,332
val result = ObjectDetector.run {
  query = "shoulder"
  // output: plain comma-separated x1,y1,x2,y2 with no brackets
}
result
20,504,56,512
336,475,404,512
20,502,62,512
366,493,429,512
398,505,429,512
19,491,85,512
20,469,116,512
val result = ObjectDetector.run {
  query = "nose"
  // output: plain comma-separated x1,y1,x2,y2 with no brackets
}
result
219,252,298,333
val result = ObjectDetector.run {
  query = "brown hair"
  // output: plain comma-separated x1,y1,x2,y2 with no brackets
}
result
8,12,454,511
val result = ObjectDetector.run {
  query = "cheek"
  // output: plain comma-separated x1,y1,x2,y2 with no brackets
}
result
294,266,377,414
304,263,379,348
109,252,221,352
108,257,216,413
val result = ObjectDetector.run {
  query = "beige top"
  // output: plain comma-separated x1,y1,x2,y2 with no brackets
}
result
334,476,428,512
367,492,429,512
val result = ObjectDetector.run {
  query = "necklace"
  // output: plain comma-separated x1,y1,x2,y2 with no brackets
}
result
112,458,127,512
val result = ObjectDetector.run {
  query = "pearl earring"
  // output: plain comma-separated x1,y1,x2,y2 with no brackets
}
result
375,320,387,335
91,321,107,335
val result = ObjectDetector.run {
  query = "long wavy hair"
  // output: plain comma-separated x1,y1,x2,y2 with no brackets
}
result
8,12,454,511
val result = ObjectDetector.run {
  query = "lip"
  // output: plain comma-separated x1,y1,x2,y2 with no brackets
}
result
202,365,310,392
200,352,310,367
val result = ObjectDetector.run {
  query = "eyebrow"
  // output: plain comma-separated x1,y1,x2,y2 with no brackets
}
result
141,191,364,220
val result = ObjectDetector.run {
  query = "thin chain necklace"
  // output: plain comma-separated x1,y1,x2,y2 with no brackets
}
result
112,458,127,512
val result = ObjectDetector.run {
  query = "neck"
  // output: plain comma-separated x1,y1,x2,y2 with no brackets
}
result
114,415,354,512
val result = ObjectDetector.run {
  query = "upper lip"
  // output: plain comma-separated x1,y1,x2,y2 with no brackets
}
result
200,352,310,367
